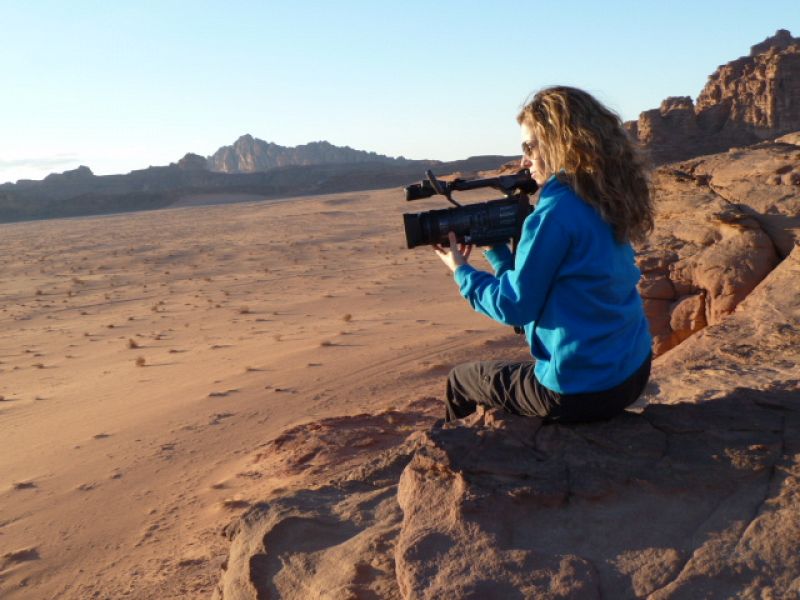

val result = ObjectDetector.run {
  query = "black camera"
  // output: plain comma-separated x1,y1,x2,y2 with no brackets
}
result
402,169,538,250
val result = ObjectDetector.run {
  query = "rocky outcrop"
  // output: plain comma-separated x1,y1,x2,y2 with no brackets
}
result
212,247,800,599
207,135,403,173
638,246,800,406
41,164,95,182
634,132,800,356
174,152,209,171
630,30,800,164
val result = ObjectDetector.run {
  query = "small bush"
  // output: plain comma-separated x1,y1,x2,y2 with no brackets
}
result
135,356,146,367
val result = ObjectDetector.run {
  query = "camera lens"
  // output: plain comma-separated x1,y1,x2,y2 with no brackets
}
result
403,213,425,249
403,197,528,249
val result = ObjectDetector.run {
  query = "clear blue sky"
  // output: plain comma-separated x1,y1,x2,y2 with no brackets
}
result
1,1,797,184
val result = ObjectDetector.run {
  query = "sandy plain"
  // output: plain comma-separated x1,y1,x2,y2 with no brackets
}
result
0,186,530,598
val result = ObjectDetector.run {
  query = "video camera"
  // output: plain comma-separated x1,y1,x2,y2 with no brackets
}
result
402,169,538,251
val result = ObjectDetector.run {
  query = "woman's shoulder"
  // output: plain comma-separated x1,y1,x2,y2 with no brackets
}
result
535,176,590,221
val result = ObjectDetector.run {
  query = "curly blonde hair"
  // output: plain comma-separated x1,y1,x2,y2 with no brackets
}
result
516,86,653,244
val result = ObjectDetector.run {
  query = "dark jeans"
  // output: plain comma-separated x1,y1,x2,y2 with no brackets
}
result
444,354,651,423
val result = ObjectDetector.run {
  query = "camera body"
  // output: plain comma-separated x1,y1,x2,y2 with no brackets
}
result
402,169,538,250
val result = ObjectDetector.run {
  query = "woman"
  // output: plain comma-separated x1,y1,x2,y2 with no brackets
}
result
434,86,654,423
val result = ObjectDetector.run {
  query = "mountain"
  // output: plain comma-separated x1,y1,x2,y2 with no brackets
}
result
627,29,800,164
207,135,404,173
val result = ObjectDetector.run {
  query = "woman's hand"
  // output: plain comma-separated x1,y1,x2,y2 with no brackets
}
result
433,231,473,272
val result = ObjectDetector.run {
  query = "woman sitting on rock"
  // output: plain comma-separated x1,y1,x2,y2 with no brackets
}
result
435,86,654,423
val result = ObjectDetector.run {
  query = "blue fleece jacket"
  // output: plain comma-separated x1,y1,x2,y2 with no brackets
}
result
454,175,652,394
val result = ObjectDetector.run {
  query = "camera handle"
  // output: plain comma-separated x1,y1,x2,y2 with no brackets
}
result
425,170,462,208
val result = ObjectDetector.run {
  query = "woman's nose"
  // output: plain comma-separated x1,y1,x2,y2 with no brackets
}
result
520,155,532,168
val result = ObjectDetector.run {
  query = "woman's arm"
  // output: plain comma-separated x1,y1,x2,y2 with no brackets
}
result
482,244,514,277
454,211,570,327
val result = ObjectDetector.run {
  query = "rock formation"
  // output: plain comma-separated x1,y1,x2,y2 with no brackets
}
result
174,152,209,171
41,164,95,183
635,133,800,355
629,29,800,164
207,135,403,173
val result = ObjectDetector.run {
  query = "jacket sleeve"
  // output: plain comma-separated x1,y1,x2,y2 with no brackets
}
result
482,244,514,277
454,210,570,327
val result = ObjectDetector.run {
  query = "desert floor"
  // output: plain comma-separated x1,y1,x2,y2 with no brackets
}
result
0,187,530,598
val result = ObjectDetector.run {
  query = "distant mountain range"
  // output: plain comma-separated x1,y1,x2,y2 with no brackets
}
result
0,147,517,223
207,135,406,173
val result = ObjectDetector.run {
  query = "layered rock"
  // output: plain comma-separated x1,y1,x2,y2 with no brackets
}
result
207,135,402,173
212,248,800,599
630,30,800,164
634,132,800,356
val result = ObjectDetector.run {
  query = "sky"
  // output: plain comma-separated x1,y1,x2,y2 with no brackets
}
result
1,1,798,184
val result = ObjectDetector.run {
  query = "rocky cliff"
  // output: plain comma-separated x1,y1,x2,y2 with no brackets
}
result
207,135,402,173
629,29,800,164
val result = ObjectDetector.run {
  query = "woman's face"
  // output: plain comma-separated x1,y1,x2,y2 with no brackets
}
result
520,122,548,186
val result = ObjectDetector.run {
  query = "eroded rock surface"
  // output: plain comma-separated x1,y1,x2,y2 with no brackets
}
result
629,30,800,164
634,131,800,356
213,394,799,599
639,245,800,406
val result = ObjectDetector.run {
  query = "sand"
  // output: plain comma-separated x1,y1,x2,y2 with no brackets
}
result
0,186,523,598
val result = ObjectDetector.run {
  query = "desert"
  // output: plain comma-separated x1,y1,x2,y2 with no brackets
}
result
2,26,800,600
0,186,514,597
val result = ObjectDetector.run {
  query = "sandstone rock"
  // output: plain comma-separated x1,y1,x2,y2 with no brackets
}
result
636,162,780,356
175,152,208,170
629,30,800,165
638,245,800,406
675,138,800,257
41,165,94,182
668,293,706,344
212,400,440,600
214,365,800,599
393,394,798,599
